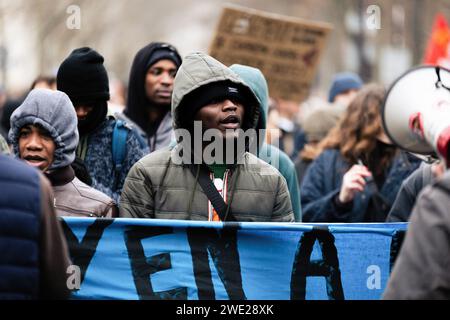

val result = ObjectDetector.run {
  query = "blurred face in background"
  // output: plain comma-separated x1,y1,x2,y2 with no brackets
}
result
0,91,6,109
18,124,55,172
74,104,94,121
32,80,57,91
377,130,392,145
276,98,300,120
334,89,359,108
145,59,177,106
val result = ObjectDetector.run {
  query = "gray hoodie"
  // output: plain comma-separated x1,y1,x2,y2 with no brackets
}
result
9,89,117,218
9,89,79,170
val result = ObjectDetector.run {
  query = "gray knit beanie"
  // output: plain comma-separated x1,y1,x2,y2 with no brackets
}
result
9,89,79,170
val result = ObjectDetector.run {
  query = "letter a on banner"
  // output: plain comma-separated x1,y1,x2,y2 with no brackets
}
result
290,227,344,300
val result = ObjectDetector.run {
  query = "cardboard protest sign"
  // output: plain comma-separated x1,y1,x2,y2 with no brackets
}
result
210,5,333,103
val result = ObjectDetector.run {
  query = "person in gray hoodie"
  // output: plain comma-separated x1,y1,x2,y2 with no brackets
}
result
120,52,294,222
9,89,118,217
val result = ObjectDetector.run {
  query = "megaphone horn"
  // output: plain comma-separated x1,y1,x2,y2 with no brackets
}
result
382,65,450,155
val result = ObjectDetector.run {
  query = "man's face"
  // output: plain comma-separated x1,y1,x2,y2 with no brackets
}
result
145,59,177,105
334,89,359,107
18,124,55,172
74,104,94,121
194,98,245,138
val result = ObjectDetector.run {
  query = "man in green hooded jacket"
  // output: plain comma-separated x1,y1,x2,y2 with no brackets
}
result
120,52,294,222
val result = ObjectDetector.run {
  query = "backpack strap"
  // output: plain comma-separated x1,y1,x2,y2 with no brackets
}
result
112,112,149,150
112,120,128,178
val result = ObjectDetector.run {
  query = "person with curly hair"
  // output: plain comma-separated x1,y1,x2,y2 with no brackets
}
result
300,84,421,222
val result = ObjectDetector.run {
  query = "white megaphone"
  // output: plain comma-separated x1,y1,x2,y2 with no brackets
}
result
382,66,450,162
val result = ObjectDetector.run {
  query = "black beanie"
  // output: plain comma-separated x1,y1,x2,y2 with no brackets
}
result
179,81,255,130
146,44,182,70
190,81,250,114
57,47,110,104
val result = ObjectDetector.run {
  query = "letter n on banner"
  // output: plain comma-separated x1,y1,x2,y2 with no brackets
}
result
290,227,344,300
124,226,188,300
187,224,246,300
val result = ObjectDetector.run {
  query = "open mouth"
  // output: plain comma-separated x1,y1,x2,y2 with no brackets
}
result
220,115,241,130
23,155,47,167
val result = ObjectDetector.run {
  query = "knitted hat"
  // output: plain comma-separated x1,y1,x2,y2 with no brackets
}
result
146,44,182,70
9,89,79,170
57,47,110,104
180,80,254,129
328,72,363,103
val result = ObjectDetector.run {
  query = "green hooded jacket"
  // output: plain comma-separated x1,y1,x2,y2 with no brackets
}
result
230,64,302,222
120,52,294,222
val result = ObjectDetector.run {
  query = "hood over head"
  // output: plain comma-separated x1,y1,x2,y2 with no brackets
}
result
229,64,269,137
9,89,79,170
172,52,260,132
57,47,110,104
124,42,182,133
56,47,109,135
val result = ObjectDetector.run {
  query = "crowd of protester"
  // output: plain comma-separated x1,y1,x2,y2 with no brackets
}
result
0,40,449,300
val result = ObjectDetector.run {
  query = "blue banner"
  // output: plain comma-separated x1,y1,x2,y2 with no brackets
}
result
61,218,407,300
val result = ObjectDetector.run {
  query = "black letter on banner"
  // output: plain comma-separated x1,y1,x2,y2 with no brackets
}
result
124,226,187,300
187,224,246,300
60,218,113,287
290,227,344,300
389,230,405,273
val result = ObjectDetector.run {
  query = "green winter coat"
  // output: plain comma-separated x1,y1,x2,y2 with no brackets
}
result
119,52,294,222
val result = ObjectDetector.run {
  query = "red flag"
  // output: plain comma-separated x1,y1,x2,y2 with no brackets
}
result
423,14,450,67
